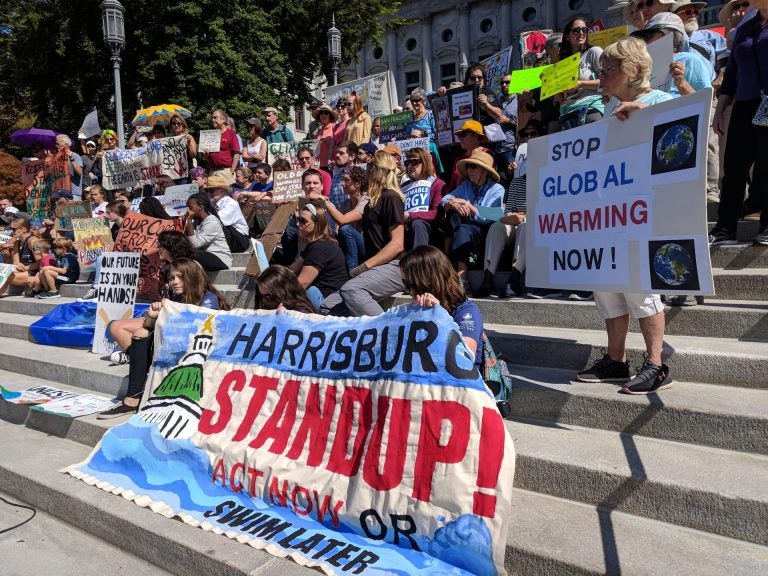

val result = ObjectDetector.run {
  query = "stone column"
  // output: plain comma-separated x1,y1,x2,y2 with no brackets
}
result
458,3,470,80
357,47,366,79
499,0,512,50
421,16,433,92
386,29,401,103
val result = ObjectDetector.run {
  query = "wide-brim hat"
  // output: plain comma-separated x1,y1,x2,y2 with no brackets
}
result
454,119,487,142
204,174,232,191
382,143,403,157
457,149,499,182
312,104,339,122
719,0,745,27
631,12,686,39
674,0,707,12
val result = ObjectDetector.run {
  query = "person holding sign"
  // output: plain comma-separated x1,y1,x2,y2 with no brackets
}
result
401,147,445,248
204,109,240,182
558,16,605,130
184,193,232,271
575,37,673,395
168,114,197,183
440,149,504,291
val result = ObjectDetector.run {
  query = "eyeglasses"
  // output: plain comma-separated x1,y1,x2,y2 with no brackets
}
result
296,216,312,225
170,121,182,126
732,1,750,10
404,159,422,166
520,131,538,138
411,98,423,103
599,65,621,76
469,75,484,81
105,137,116,142
678,7,699,16
570,27,589,35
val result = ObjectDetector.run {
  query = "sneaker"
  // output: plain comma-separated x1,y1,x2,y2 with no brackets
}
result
568,291,593,301
24,290,41,298
576,354,631,383
507,267,524,297
667,295,697,307
97,401,138,420
709,228,737,246
525,288,563,299
472,270,495,298
37,290,60,299
110,350,130,365
754,227,768,246
706,191,720,203
497,286,520,299
79,287,98,301
620,359,672,394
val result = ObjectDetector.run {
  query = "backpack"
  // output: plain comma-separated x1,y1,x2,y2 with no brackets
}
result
481,331,513,418
222,224,250,253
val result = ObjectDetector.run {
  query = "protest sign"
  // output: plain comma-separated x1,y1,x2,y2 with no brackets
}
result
267,140,319,168
31,394,118,418
588,25,629,49
271,170,305,203
402,178,433,213
73,217,113,273
114,212,179,300
589,19,606,32
515,143,529,178
253,199,277,231
66,301,515,575
430,94,453,147
92,252,141,355
520,29,554,68
379,111,414,142
199,130,221,153
481,46,513,96
79,110,102,139
394,137,429,155
430,85,479,147
163,184,193,216
23,155,70,222
648,33,674,92
325,70,398,118
540,53,580,100
1,385,78,405
0,263,15,291
508,65,549,94
526,89,715,294
55,201,91,232
102,136,189,190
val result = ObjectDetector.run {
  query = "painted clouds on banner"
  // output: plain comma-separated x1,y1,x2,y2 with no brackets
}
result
66,302,515,576
526,89,715,294
102,135,188,190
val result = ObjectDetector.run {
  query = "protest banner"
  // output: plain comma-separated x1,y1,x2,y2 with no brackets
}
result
508,65,549,95
430,85,479,147
92,252,141,355
199,130,221,153
267,140,320,168
54,201,91,232
31,394,118,418
526,89,715,295
379,111,414,142
66,301,514,575
520,29,554,68
102,136,189,190
163,184,193,216
325,70,398,118
481,46,513,96
588,25,629,49
540,53,580,100
271,170,305,203
114,212,179,300
73,217,113,273
1,385,78,405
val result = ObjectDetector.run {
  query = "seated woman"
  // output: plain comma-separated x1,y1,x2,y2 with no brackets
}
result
0,218,41,297
319,151,406,317
401,146,444,249
98,257,229,419
289,203,349,311
255,265,315,314
399,245,483,370
440,149,504,291
184,192,232,271
322,166,368,271
139,196,174,220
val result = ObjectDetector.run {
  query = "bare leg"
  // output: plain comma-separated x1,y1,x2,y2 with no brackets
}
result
605,315,630,362
108,317,143,351
638,312,665,366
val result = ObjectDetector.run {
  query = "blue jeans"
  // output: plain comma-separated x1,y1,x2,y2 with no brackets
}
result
306,285,323,312
338,224,365,271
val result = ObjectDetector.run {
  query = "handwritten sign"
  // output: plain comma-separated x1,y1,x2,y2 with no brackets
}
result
55,201,91,232
588,25,629,49
102,136,189,190
266,140,320,168
379,111,414,142
481,46,513,96
508,65,550,94
199,130,221,153
72,217,113,273
540,52,580,100
92,252,141,355
163,184,193,216
271,170,305,203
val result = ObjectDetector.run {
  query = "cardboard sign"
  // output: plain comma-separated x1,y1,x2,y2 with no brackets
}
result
588,25,630,49
379,111,414,142
199,130,221,153
325,70,398,118
24,155,70,223
31,394,118,418
92,252,141,355
266,140,320,168
253,199,277,231
72,217,113,273
67,302,515,575
520,29,554,69
648,33,675,92
481,46,513,97
508,65,550,94
1,385,77,405
55,201,91,232
114,212,178,300
271,170,305,203
429,85,479,147
245,202,296,276
102,136,189,190
394,137,430,155
540,53,580,100
163,184,193,216
526,89,715,294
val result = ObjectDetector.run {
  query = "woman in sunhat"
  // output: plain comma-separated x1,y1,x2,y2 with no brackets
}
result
313,104,339,169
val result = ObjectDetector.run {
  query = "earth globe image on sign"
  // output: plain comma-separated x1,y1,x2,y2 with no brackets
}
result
655,123,695,170
653,242,695,286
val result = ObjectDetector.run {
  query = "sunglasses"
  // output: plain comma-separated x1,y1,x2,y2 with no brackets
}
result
733,1,750,9
170,121,182,126
404,159,422,166
466,164,483,171
411,98,423,103
570,27,589,34
501,80,511,85
469,75,484,81
678,7,699,15
336,103,347,109
520,131,539,138
638,0,655,7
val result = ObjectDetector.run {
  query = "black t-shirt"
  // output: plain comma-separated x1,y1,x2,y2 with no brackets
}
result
478,87,501,126
301,239,349,297
363,189,405,259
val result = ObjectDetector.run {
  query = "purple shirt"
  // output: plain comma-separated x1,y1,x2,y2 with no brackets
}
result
721,14,768,102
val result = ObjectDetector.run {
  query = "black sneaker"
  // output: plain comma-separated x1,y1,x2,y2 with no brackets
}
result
576,354,631,383
472,270,495,298
97,401,138,419
667,295,697,307
620,360,672,395
709,228,737,246
507,267,524,297
525,288,563,299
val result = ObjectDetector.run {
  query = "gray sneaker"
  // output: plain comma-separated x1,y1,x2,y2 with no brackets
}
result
754,227,768,246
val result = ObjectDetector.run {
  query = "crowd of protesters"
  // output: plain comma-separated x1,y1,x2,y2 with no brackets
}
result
2,0,766,405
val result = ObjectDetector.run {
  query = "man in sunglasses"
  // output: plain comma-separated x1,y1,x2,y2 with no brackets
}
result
495,74,518,189
674,1,727,70
638,0,678,21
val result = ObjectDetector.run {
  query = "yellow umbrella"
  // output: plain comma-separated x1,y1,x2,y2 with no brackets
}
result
131,104,192,127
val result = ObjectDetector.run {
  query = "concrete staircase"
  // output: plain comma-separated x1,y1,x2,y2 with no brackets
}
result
1,239,767,574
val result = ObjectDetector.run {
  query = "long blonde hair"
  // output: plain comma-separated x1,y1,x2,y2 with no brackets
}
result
367,151,404,207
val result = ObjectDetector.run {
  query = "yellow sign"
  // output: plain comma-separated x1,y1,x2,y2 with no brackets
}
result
540,53,580,100
588,25,629,49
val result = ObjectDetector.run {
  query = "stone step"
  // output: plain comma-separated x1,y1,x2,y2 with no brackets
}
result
711,243,768,269
0,311,37,340
488,325,768,389
709,219,762,242
2,420,766,576
507,419,768,544
504,364,767,454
